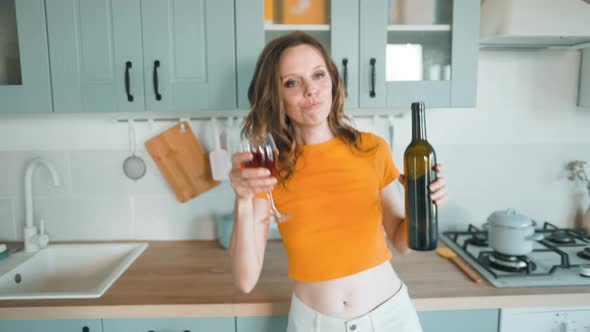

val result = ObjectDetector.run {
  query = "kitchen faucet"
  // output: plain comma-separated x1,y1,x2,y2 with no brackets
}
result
24,158,61,253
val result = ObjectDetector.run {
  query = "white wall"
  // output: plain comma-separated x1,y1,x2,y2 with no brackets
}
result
1,49,589,241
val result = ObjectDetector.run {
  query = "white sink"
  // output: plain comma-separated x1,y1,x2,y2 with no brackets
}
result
0,242,148,300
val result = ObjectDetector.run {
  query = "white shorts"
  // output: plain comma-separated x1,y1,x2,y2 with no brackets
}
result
287,283,423,332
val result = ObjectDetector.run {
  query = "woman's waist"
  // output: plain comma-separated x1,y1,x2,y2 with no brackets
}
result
293,261,402,319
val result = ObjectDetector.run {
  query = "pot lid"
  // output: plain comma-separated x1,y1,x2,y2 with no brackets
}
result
487,208,534,229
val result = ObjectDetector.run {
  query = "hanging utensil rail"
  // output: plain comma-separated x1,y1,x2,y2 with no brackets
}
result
113,109,405,123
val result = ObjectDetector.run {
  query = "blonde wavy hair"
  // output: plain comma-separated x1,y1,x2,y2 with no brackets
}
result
243,31,369,186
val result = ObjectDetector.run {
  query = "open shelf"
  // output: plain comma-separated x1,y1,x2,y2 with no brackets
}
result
264,24,330,31
387,24,451,32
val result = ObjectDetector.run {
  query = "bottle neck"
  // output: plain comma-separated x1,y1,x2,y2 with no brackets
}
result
411,103,427,142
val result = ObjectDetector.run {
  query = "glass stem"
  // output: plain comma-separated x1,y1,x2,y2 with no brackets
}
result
267,192,279,214
266,192,290,223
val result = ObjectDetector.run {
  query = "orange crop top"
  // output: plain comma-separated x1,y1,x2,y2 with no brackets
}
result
263,132,400,282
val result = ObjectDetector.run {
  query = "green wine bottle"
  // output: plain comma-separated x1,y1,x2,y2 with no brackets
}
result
404,102,438,251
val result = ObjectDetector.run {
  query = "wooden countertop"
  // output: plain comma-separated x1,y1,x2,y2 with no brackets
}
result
1,240,590,320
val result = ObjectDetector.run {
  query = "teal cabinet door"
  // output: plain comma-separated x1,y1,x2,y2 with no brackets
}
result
141,0,236,111
46,0,145,113
236,315,288,332
0,319,102,332
103,317,235,332
234,0,264,110
359,0,387,108
332,0,360,109
581,49,590,107
450,0,480,107
0,0,52,113
418,309,499,332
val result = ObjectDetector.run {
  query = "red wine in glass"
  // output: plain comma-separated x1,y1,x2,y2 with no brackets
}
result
242,147,277,176
240,133,289,223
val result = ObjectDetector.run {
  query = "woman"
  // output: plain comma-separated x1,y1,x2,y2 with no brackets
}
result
229,31,448,332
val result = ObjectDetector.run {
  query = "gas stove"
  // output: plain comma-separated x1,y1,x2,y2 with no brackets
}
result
440,222,590,288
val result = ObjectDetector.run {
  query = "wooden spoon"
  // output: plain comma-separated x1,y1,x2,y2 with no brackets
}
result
437,247,483,283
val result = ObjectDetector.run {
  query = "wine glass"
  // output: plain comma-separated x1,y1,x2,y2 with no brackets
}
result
241,133,290,223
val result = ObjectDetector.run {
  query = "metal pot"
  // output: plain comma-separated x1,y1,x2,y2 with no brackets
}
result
483,208,543,256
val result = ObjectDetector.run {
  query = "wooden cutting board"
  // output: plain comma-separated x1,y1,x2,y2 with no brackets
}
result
145,121,219,203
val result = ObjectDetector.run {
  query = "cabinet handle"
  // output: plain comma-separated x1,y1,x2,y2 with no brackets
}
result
342,58,348,97
82,327,89,332
153,60,162,101
125,61,134,102
369,58,376,98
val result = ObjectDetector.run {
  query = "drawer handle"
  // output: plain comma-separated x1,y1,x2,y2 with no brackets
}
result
342,58,348,97
125,61,134,102
369,58,376,98
153,60,162,101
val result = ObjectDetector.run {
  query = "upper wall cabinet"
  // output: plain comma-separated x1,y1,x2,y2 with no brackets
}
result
580,49,590,108
235,0,480,110
360,0,480,108
0,0,52,113
45,0,236,113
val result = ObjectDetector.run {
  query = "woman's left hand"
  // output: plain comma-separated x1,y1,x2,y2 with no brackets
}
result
429,163,448,205
398,163,448,206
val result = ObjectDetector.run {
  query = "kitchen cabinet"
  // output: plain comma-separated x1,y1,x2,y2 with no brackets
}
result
419,309,499,332
0,319,102,332
103,317,235,332
235,0,480,110
45,0,236,113
580,49,590,108
0,0,52,113
236,315,288,332
360,0,480,108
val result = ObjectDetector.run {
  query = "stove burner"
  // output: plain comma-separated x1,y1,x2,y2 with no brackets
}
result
546,230,575,245
479,252,537,273
577,248,590,260
465,233,488,247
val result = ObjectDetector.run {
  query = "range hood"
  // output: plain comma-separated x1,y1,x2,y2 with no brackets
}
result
480,0,590,49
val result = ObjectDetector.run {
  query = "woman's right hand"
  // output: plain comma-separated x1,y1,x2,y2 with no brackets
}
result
229,152,278,200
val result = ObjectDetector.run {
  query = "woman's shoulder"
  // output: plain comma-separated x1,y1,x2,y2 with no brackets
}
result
359,132,388,148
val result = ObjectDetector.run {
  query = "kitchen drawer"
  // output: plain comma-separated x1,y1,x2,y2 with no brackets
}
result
103,317,235,332
0,319,102,332
236,315,288,332
418,309,500,332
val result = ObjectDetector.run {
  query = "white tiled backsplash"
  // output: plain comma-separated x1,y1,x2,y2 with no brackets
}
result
0,147,236,241
1,49,590,241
